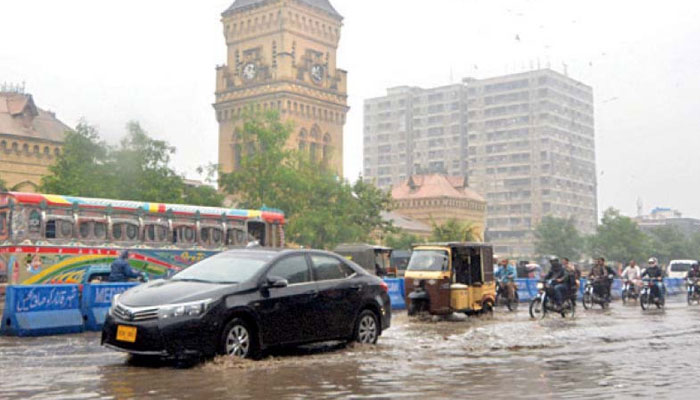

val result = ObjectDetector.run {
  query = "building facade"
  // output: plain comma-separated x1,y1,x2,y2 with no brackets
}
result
364,69,597,257
391,174,486,240
635,208,700,236
363,84,468,189
215,0,348,176
0,90,68,192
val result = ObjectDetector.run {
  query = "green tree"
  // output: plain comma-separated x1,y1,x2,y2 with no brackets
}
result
534,216,583,260
646,226,695,265
41,121,222,207
385,232,425,250
219,111,393,249
587,208,650,263
41,122,110,196
430,218,480,242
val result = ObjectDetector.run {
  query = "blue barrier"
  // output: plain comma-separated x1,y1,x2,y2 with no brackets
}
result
515,280,531,302
82,283,139,331
383,278,405,310
1,285,83,336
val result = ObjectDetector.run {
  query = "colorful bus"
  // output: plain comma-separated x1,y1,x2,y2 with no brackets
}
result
0,192,285,285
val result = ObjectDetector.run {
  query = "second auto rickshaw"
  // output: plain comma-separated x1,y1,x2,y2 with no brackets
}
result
404,242,496,316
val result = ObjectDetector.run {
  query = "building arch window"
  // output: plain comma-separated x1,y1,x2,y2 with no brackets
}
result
22,143,29,153
54,148,60,156
323,133,331,162
311,125,321,141
298,129,308,151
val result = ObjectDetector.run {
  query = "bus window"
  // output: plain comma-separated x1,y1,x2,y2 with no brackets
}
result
226,228,247,246
0,211,7,239
201,227,224,247
112,223,139,242
46,219,73,239
174,226,196,245
79,222,90,239
28,209,41,235
145,224,167,243
94,222,107,239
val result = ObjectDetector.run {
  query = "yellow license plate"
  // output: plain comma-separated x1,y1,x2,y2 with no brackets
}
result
116,325,137,343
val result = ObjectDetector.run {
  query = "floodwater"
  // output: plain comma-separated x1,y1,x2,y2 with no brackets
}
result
2,300,700,399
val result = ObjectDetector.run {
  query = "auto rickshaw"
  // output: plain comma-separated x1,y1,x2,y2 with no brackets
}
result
404,242,496,316
334,243,396,277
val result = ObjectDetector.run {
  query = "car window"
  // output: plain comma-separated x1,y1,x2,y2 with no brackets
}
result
311,255,356,281
267,255,311,285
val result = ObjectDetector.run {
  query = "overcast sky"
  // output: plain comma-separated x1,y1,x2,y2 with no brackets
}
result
2,0,699,219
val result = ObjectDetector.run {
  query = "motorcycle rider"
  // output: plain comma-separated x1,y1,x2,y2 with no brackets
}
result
686,263,700,292
621,260,643,292
108,250,144,282
543,257,570,308
641,257,665,302
589,257,615,302
562,258,581,305
495,258,517,302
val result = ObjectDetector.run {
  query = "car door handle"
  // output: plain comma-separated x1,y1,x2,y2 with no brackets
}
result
350,285,362,291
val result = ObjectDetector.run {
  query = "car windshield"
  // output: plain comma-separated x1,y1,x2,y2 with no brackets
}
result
671,263,692,272
407,250,449,272
172,251,275,284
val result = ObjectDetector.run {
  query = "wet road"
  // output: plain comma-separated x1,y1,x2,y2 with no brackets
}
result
2,299,700,399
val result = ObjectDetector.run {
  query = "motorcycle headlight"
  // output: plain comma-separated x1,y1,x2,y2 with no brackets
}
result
537,282,545,290
158,299,213,320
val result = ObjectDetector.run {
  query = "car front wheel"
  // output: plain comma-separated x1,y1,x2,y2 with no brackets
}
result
354,310,379,345
221,318,259,359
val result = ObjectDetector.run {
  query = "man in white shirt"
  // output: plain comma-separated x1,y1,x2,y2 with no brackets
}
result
621,260,642,290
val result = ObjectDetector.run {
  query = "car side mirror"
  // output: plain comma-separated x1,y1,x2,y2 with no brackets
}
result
265,276,289,289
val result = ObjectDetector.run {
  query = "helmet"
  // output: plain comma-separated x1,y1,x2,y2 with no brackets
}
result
648,257,658,265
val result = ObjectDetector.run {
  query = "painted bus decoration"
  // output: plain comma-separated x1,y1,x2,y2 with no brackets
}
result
0,192,285,285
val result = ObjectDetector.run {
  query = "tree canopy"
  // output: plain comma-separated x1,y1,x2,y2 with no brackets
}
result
534,216,583,260
40,121,224,207
219,110,393,249
430,218,480,243
587,208,650,263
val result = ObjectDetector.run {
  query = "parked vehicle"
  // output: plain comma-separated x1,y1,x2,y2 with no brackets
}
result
667,260,699,279
404,242,496,317
621,280,639,304
687,278,700,305
334,244,396,277
0,192,286,286
390,250,411,277
495,279,519,311
582,276,613,310
102,249,391,361
640,278,665,310
529,280,575,319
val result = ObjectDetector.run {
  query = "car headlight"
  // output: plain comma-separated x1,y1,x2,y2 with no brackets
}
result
537,282,545,290
158,299,213,320
108,294,121,317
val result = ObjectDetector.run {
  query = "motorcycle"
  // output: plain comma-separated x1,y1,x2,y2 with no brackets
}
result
621,280,639,304
529,280,575,319
687,278,700,305
582,275,613,310
495,280,519,311
640,278,665,310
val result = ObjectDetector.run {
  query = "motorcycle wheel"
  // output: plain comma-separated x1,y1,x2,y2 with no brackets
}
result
657,297,665,309
507,291,519,312
688,292,694,306
601,300,609,310
582,293,593,310
529,298,545,319
561,299,575,319
640,293,649,310
622,290,628,305
408,300,424,316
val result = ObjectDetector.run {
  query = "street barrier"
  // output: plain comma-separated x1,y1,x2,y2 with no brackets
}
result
516,280,532,302
82,283,140,331
383,278,405,310
1,285,83,336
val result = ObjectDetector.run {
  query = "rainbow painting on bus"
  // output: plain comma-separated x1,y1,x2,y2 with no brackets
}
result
0,192,285,285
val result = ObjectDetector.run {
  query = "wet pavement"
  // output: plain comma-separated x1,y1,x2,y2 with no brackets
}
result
2,299,700,399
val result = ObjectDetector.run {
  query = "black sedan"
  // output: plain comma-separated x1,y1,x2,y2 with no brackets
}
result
102,249,391,360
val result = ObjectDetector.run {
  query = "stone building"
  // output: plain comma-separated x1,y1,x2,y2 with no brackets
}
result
215,0,348,176
0,90,68,192
391,174,486,240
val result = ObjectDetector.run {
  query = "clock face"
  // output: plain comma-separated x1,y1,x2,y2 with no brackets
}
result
242,63,257,81
311,64,324,84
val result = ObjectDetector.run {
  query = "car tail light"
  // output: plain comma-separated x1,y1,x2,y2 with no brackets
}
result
380,281,388,293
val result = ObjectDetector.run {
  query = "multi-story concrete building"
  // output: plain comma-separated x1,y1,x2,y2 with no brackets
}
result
363,84,468,189
467,70,596,257
364,69,597,258
635,207,700,237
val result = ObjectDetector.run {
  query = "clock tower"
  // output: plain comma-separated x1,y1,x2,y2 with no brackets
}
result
215,0,348,176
